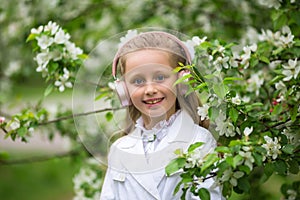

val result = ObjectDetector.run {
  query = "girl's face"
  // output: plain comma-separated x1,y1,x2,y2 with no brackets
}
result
123,50,177,123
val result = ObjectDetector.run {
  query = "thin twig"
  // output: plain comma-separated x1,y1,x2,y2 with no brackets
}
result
38,107,123,126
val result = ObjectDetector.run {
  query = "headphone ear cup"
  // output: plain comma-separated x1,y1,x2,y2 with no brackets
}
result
114,80,132,107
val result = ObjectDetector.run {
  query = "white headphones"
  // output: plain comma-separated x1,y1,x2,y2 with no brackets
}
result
112,31,192,107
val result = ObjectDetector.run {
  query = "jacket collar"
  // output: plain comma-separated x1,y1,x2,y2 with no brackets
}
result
110,110,196,199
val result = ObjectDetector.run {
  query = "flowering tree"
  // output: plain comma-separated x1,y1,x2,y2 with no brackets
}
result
0,0,299,200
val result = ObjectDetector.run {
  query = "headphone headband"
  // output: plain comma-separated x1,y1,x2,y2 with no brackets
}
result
112,31,192,79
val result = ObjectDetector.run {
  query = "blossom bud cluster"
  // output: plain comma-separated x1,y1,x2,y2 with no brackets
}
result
28,21,85,92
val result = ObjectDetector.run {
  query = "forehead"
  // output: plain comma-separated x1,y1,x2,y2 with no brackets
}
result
124,49,171,73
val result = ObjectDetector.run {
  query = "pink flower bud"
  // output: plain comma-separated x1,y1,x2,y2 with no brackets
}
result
0,116,5,124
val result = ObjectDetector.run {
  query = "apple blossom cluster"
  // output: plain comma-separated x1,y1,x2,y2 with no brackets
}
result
259,26,295,48
0,108,48,142
166,22,299,199
257,0,296,10
27,21,86,93
73,158,102,200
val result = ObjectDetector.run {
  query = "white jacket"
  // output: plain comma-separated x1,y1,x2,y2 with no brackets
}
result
100,111,223,200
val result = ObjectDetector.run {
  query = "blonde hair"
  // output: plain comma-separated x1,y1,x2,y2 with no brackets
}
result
116,32,209,133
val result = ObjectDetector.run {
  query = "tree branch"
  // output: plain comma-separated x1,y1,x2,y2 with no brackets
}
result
0,149,80,165
38,107,123,126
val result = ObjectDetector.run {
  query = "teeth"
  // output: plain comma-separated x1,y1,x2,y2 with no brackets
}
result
145,98,162,104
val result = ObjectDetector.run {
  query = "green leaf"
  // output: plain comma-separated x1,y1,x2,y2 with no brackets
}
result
198,188,210,200
17,127,27,137
282,144,294,154
199,41,212,49
215,146,230,153
165,157,186,176
290,104,298,122
259,56,270,64
269,75,283,85
174,73,192,86
288,159,299,174
26,33,37,42
213,83,227,99
253,152,263,166
188,142,204,153
238,165,251,175
201,153,219,173
194,82,208,91
44,84,54,96
273,13,288,30
272,104,282,115
233,155,243,168
229,107,239,123
105,112,113,121
95,92,109,101
223,77,243,84
261,162,274,183
237,177,250,193
274,160,287,175
222,182,232,198
173,181,182,195
272,47,284,55
291,11,300,26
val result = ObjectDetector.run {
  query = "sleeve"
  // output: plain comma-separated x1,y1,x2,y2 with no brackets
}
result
100,168,115,200
185,126,225,200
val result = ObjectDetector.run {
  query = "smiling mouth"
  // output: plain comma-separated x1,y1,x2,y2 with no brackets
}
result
143,97,164,104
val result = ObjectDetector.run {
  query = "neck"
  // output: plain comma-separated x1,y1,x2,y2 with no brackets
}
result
142,107,176,130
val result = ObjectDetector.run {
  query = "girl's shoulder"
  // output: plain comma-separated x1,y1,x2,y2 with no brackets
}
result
192,124,217,148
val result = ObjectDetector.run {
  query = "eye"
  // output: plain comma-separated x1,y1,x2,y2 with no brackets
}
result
154,74,165,82
133,78,145,85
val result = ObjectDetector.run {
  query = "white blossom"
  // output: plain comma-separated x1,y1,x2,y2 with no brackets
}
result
185,148,205,168
54,28,71,44
243,126,253,137
269,60,282,70
197,104,210,121
275,81,287,95
119,29,138,48
239,150,255,170
44,21,59,35
240,44,256,69
231,95,241,105
215,112,237,137
282,58,300,81
247,71,264,96
213,56,229,71
221,168,244,187
36,35,54,50
229,52,239,68
259,26,294,48
257,0,281,10
184,36,207,60
10,119,20,130
65,41,83,59
31,25,43,34
192,36,207,46
54,68,72,92
262,136,281,159
287,189,297,200
35,51,50,65
5,61,21,77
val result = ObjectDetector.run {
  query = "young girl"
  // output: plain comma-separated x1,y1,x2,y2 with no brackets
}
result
100,31,223,200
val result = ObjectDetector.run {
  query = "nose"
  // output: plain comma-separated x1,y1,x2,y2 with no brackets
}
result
144,83,158,95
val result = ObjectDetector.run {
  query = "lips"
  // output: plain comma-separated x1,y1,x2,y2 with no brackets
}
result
143,97,164,105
